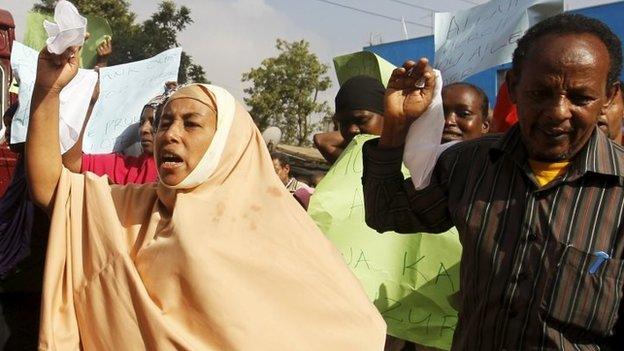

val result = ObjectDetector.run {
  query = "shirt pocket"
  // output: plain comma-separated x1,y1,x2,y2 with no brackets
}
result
541,242,624,338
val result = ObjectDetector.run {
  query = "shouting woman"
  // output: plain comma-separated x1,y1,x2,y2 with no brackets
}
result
26,46,386,350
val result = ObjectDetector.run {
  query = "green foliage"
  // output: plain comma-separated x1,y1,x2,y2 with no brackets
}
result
33,0,207,84
242,39,332,146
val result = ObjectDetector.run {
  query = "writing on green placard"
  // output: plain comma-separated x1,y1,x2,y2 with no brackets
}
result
308,134,462,350
24,11,112,69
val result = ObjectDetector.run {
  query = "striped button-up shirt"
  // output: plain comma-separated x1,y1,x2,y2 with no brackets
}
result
362,126,624,350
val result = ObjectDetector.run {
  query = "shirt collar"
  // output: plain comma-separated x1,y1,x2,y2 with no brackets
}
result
489,124,624,180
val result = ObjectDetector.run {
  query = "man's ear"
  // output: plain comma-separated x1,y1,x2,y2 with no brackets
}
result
506,69,519,104
482,117,491,134
284,164,290,175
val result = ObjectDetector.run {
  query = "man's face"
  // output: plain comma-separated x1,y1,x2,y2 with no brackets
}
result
139,107,156,156
441,85,489,143
336,109,384,143
272,158,290,185
597,87,623,142
509,33,616,162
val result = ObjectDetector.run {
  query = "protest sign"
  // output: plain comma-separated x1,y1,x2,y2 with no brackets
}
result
434,0,562,83
10,41,98,153
333,51,395,87
83,47,182,154
24,11,112,68
308,135,461,350
79,16,112,68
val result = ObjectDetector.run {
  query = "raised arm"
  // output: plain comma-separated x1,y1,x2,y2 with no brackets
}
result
362,138,453,234
362,58,452,234
26,47,80,212
379,58,436,148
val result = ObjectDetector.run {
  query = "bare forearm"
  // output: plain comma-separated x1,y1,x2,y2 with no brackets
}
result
313,132,346,164
378,120,410,149
26,86,63,211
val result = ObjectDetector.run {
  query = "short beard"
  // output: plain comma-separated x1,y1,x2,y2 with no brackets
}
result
528,147,573,162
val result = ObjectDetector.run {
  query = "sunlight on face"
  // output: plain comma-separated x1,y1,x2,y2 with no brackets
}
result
155,99,217,186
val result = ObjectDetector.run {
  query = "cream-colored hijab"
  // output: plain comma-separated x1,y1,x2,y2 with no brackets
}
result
39,84,386,350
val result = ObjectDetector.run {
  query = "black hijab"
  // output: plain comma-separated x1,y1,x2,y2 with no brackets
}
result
335,75,385,115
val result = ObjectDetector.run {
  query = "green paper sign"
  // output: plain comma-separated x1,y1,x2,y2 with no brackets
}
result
308,135,462,350
24,11,112,69
333,51,396,87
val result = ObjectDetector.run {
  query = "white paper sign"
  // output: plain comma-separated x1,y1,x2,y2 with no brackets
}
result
84,47,182,154
434,0,563,84
10,41,98,153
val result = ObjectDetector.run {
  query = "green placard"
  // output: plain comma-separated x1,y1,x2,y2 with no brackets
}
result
308,135,461,350
333,51,396,87
80,16,112,69
24,11,112,68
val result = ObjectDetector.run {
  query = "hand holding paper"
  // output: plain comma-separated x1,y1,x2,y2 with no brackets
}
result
380,58,437,148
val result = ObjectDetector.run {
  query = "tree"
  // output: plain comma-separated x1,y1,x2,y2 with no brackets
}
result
33,0,207,84
242,39,332,146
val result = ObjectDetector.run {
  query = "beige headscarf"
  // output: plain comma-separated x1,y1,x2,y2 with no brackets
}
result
39,84,386,350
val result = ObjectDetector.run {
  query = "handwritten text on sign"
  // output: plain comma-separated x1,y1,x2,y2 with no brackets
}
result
84,47,182,154
308,135,462,350
434,0,562,83
10,41,98,153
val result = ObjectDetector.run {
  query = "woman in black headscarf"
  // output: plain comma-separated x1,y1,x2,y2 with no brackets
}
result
313,75,385,164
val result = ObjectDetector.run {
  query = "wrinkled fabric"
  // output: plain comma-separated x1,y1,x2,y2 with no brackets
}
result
0,158,34,278
39,85,386,350
403,70,456,190
59,69,98,153
44,0,87,55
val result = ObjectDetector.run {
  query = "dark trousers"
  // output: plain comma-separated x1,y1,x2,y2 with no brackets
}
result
0,293,40,350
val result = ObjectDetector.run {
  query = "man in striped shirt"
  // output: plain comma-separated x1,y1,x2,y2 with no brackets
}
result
363,14,624,350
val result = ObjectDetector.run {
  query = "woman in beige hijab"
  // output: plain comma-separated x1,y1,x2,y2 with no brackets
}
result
26,47,386,350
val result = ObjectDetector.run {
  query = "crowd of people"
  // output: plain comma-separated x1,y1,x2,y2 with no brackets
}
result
0,10,623,351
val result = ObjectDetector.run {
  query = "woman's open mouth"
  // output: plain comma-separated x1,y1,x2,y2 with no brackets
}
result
160,152,184,170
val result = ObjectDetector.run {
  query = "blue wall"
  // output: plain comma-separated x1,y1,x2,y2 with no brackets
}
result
364,1,624,107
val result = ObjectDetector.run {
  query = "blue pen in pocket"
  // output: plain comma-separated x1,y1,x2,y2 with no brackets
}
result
589,251,610,275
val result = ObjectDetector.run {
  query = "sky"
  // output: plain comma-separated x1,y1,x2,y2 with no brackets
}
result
2,0,619,109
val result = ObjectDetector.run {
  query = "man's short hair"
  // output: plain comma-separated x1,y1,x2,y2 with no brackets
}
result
270,152,290,167
443,82,489,119
512,13,622,87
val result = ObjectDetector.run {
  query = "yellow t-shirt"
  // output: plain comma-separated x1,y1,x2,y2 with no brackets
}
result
528,160,570,187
